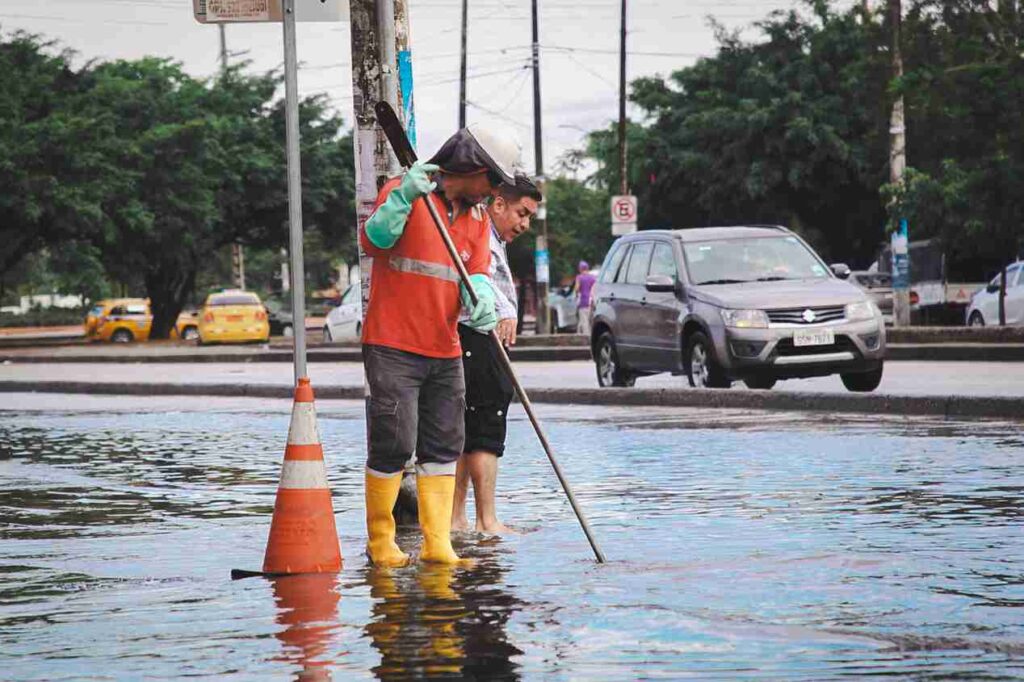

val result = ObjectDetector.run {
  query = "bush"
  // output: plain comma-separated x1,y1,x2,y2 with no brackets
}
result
0,307,87,328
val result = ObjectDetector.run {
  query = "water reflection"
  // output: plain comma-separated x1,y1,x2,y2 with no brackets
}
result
2,401,1023,679
271,574,342,681
365,559,522,680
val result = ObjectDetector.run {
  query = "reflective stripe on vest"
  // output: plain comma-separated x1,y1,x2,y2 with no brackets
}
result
388,255,460,283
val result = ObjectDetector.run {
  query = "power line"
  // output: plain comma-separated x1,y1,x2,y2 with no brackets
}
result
0,12,173,26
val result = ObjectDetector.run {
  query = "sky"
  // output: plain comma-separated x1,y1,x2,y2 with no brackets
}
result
1,0,860,173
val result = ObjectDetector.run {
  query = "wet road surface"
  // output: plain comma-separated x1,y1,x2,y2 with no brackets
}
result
1,394,1023,679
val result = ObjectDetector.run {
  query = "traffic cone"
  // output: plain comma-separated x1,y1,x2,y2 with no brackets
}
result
232,377,342,578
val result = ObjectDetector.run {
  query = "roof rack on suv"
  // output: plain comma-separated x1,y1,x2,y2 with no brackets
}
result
742,224,791,232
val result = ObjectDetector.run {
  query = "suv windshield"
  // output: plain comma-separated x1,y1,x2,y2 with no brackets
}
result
683,236,829,285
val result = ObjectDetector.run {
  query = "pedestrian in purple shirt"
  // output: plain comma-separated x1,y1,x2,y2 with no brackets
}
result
573,261,597,336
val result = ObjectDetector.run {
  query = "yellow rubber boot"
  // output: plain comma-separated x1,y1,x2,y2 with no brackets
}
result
416,474,464,565
365,472,410,568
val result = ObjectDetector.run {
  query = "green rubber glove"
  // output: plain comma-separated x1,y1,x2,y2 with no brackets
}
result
396,161,439,203
365,162,439,249
461,274,498,332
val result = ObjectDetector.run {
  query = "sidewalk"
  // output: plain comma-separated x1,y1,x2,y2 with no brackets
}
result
2,360,1023,420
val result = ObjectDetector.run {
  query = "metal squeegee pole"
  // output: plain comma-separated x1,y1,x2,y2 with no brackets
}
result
417,195,607,564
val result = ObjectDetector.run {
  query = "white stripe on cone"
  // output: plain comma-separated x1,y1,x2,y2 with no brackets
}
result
287,402,321,445
279,460,330,490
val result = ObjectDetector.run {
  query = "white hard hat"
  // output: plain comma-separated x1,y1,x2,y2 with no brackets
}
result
466,122,523,186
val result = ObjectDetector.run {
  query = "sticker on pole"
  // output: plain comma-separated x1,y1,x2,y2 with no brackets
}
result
611,195,637,235
193,0,347,23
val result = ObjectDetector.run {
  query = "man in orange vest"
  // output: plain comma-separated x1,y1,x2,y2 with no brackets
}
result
360,123,521,566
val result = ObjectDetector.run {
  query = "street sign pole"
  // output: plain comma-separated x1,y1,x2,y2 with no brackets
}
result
282,0,306,382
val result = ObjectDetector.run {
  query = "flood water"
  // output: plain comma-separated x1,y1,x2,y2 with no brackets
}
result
1,393,1023,680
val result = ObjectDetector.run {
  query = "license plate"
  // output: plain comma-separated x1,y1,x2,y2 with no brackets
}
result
227,315,244,322
793,328,835,347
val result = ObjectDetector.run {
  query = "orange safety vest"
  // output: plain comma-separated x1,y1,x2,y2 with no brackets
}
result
360,177,491,358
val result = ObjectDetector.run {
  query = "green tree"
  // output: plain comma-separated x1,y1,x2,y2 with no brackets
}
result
0,32,113,276
885,0,1024,279
77,60,355,337
597,2,891,265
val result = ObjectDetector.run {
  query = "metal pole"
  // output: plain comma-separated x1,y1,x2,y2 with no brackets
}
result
531,0,549,335
218,23,228,73
459,0,468,128
221,23,246,291
618,0,628,196
889,0,910,327
282,0,307,381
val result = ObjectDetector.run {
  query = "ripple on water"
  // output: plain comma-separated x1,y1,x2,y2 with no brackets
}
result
1,402,1023,680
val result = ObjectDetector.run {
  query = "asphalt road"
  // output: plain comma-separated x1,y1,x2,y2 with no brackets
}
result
2,359,1023,398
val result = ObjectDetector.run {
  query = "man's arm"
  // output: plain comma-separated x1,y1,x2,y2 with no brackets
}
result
362,162,438,252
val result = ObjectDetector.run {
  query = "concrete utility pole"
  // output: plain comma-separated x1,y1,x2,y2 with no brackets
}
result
349,0,413,322
889,0,911,327
459,0,468,128
219,24,247,291
531,0,550,334
617,0,627,196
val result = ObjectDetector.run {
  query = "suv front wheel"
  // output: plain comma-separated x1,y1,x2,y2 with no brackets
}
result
840,364,884,392
685,331,731,388
595,332,636,387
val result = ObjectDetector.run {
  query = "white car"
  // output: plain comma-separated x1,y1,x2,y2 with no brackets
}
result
966,261,1024,326
323,285,362,342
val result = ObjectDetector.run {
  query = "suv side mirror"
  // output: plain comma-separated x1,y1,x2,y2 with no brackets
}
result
986,282,1000,294
830,263,851,280
645,274,676,292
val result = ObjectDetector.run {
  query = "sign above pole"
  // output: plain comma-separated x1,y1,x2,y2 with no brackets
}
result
192,0,347,23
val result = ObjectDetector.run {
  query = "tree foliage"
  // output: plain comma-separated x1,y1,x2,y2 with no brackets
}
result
578,0,1022,277
885,0,1024,272
0,33,355,337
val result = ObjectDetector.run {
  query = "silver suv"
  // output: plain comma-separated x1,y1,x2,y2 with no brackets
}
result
590,226,886,392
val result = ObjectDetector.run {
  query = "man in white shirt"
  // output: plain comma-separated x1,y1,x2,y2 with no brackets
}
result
452,175,542,534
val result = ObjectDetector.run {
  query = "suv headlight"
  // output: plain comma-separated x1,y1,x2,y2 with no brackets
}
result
845,301,875,321
720,308,769,329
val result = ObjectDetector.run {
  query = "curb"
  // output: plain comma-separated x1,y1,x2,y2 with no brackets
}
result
0,346,594,364
1,381,1022,421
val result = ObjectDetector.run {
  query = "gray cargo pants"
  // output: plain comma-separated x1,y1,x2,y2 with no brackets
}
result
363,344,466,477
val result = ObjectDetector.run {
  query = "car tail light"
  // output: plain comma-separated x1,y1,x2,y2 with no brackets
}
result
255,309,267,321
203,311,214,323
910,290,920,306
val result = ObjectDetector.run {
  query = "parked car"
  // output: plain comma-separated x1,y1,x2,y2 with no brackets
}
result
197,290,270,344
323,285,362,342
174,310,200,341
590,226,886,392
850,271,894,322
84,298,152,343
263,297,295,337
966,261,1024,326
547,285,578,334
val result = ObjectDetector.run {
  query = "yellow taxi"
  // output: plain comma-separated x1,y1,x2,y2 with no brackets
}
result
84,298,152,343
197,290,270,344
173,310,201,341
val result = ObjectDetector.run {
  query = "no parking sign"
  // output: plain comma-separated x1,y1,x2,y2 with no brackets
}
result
611,195,637,235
